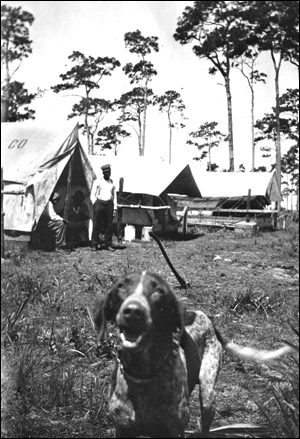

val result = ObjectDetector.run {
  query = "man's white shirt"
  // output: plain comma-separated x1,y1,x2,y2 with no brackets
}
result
91,177,117,209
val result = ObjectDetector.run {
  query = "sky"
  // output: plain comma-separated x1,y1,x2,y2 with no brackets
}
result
2,1,299,174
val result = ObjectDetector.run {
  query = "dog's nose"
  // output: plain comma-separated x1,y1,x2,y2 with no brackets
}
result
123,303,144,323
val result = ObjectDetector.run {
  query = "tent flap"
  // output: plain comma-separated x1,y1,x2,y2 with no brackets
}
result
2,122,96,233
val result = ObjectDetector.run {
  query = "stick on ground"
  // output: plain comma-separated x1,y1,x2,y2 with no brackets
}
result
149,231,190,289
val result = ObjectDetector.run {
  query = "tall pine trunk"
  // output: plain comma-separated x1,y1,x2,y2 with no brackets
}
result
138,110,143,156
250,86,255,171
271,51,283,210
168,110,172,164
141,84,148,156
225,76,234,171
2,49,10,122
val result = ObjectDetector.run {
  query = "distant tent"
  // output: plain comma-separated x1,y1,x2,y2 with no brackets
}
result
89,156,200,198
188,168,282,209
1,122,96,235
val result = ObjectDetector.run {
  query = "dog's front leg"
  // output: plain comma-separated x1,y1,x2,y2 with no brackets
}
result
198,339,222,434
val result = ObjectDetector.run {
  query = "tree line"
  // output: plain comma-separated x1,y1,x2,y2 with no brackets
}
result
1,2,299,202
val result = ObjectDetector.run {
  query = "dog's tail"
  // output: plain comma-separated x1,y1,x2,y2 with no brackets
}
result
214,327,292,362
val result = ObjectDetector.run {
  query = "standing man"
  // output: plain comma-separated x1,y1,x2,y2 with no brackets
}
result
90,164,117,251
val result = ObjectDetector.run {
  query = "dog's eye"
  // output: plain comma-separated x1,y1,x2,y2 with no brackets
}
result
116,282,129,301
151,288,165,304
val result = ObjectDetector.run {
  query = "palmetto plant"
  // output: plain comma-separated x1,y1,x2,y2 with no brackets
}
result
256,324,299,438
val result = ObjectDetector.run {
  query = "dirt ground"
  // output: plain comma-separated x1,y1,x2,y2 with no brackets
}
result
1,224,299,438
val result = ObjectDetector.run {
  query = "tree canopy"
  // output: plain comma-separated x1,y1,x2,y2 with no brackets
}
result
123,30,159,155
174,1,257,171
255,88,299,187
187,121,226,170
155,90,186,163
51,51,120,154
1,4,35,121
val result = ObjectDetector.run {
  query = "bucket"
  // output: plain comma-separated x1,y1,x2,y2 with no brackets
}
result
141,226,153,241
124,225,135,242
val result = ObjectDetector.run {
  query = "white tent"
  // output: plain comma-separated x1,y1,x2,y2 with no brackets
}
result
189,167,282,203
89,156,200,198
2,122,96,234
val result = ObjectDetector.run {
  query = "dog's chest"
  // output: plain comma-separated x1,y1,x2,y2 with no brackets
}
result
109,351,190,435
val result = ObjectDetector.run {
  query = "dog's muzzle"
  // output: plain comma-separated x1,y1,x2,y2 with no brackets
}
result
117,297,151,351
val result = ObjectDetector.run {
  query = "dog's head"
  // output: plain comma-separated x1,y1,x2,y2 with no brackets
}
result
94,271,185,351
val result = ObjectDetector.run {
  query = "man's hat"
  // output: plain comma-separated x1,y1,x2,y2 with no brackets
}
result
72,190,85,201
101,164,111,172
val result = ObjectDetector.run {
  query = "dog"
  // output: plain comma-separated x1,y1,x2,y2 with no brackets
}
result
94,270,291,438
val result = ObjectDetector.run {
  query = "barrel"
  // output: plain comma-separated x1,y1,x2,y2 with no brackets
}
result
124,225,135,242
141,226,153,241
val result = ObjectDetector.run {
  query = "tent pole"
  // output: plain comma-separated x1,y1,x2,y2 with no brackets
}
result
63,153,75,245
246,189,251,222
117,177,124,244
183,206,189,235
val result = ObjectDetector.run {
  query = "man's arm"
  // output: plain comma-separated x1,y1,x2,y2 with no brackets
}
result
48,202,64,221
90,179,99,204
112,184,117,211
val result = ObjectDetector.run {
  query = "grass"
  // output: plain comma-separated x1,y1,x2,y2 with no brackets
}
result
1,218,299,438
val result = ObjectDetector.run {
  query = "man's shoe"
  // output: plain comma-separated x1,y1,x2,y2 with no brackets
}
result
56,246,74,253
105,246,115,252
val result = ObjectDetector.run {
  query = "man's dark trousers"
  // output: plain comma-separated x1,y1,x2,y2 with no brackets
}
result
91,199,114,248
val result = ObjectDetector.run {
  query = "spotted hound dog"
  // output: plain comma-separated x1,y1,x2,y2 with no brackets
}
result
94,271,291,438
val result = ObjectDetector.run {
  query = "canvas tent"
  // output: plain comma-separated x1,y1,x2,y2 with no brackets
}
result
168,168,282,229
186,167,282,209
89,156,200,231
90,156,200,198
1,122,96,238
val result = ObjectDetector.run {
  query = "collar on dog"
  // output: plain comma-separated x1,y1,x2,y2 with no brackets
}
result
118,332,181,384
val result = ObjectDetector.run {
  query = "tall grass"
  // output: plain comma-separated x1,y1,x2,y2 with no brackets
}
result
1,259,114,438
1,219,298,438
257,355,299,438
256,325,299,438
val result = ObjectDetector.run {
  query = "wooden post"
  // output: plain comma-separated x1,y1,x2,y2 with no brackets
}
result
273,211,278,229
182,206,189,235
117,177,124,243
1,168,4,258
162,207,166,232
246,189,251,222
63,153,75,245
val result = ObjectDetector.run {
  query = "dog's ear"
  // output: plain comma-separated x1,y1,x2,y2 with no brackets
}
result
152,285,185,334
94,297,108,341
173,299,186,334
183,309,197,326
94,280,128,340
93,290,119,340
